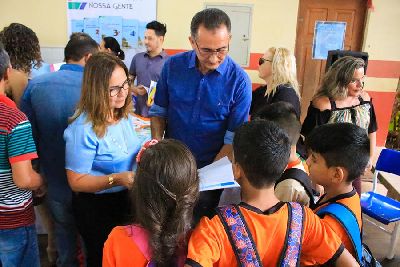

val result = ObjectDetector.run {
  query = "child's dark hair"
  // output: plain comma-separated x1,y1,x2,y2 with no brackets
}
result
233,120,291,188
146,20,167,37
103,36,125,60
132,139,199,266
254,101,301,145
305,123,370,182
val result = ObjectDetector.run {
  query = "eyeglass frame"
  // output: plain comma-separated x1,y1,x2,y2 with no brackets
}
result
258,57,272,66
109,78,132,97
193,39,230,58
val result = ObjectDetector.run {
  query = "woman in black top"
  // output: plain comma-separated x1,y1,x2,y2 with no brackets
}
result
301,56,377,194
250,47,301,118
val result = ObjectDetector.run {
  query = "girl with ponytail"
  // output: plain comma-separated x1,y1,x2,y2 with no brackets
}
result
103,139,199,267
100,36,125,60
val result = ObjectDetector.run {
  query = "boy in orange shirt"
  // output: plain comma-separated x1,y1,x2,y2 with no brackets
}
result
305,123,370,263
185,120,358,267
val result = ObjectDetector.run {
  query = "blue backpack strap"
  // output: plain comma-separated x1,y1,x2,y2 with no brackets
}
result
217,205,262,267
316,203,362,263
279,202,304,267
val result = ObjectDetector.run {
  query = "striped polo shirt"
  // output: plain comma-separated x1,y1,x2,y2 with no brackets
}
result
0,102,38,229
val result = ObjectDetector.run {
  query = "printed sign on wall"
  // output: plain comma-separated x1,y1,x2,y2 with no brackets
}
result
312,21,346,60
67,0,156,49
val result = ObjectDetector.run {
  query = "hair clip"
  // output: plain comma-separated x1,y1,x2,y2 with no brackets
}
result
136,139,159,163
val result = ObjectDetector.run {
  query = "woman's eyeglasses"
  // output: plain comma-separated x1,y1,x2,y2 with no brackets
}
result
258,57,272,66
109,78,132,97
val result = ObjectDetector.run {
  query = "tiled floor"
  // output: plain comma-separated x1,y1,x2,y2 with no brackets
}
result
363,218,400,266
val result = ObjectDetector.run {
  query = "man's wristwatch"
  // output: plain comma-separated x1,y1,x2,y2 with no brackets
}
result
108,175,114,185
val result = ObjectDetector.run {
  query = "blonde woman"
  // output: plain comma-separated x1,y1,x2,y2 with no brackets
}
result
64,52,141,267
301,56,377,194
250,47,301,118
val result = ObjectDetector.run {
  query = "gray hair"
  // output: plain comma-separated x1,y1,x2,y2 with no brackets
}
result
0,42,10,80
190,8,231,38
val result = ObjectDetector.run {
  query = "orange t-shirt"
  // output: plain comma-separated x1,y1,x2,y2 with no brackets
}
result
312,188,362,260
186,202,344,267
103,226,148,267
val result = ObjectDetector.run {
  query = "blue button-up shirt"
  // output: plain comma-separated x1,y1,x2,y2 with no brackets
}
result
149,50,252,168
20,64,84,203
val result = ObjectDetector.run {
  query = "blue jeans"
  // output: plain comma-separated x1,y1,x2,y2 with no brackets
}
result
47,198,81,267
0,224,40,267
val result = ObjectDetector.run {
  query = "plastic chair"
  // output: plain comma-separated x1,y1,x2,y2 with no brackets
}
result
360,148,400,259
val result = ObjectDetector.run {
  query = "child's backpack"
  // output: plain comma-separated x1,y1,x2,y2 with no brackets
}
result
217,202,304,267
316,203,382,267
125,225,187,267
275,168,315,203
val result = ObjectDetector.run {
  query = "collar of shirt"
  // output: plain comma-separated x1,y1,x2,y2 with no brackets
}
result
144,49,168,58
188,50,229,75
60,63,84,72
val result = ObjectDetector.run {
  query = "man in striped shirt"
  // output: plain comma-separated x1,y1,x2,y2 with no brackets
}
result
0,43,43,267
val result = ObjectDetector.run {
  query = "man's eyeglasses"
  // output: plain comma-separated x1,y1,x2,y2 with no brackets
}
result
109,78,132,97
194,39,229,58
258,57,272,66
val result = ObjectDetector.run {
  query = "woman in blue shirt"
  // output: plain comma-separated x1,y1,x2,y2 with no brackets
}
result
64,52,141,267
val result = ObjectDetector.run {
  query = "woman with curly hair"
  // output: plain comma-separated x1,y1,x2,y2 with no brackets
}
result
103,139,199,267
0,23,42,106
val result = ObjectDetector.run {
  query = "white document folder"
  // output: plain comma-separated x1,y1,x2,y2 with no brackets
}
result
198,156,240,192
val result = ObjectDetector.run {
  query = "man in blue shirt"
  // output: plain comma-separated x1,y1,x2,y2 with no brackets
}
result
20,33,98,267
149,8,252,220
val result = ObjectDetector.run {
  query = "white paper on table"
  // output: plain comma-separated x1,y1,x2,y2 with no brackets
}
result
198,156,240,192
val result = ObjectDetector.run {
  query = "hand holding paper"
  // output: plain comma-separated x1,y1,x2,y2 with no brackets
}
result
198,157,240,192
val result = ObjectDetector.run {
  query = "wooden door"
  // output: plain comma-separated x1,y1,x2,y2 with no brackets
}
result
295,0,367,121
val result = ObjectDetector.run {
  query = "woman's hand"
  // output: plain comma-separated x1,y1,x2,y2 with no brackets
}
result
116,171,135,189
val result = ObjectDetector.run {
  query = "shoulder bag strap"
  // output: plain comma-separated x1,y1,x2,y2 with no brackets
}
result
217,205,262,267
279,202,304,267
276,168,315,202
125,225,153,264
316,203,362,263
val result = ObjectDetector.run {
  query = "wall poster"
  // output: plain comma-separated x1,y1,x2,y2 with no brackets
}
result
312,21,346,60
67,0,156,62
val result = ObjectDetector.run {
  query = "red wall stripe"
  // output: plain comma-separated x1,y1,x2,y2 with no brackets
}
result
165,49,187,56
164,49,399,79
368,91,396,146
245,53,264,70
367,60,400,79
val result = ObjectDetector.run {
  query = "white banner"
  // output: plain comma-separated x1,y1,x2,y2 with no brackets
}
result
67,0,156,50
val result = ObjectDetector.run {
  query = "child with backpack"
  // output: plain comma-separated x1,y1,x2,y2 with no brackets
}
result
305,123,380,266
185,120,358,266
103,139,199,267
255,101,314,206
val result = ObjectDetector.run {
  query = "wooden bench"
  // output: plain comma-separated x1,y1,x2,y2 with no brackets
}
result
378,171,400,201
